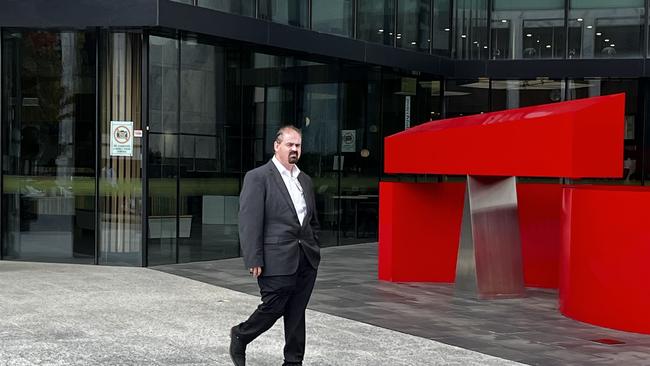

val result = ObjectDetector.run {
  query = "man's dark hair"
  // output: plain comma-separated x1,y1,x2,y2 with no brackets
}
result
275,125,302,143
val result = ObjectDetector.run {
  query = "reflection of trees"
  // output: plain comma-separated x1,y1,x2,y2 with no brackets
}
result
21,32,77,175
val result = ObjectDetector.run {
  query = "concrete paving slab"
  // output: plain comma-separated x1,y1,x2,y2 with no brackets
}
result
0,260,523,365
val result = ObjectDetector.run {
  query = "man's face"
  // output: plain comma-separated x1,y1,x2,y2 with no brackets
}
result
274,130,302,167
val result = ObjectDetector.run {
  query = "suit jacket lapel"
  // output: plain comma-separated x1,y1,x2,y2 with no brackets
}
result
267,161,300,224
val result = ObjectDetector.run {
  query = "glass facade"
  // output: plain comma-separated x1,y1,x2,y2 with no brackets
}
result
5,0,650,266
357,0,396,45
1,30,97,263
259,0,309,28
569,0,644,59
491,1,565,59
312,0,354,37
98,32,144,266
453,0,489,59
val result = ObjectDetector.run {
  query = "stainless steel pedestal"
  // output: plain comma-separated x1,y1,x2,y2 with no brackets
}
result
455,175,526,299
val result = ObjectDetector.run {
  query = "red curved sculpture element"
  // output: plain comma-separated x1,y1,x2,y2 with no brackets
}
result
560,185,650,334
384,94,625,178
378,181,562,288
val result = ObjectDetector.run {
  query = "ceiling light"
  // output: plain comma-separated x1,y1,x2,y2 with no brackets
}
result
473,41,478,44
546,44,551,48
604,38,610,42
577,18,583,22
483,46,488,49
587,25,593,29
596,32,602,36
444,28,450,32
411,41,417,45
378,29,384,33
610,44,616,47
526,33,532,37
536,40,540,43
501,19,508,23
461,34,467,38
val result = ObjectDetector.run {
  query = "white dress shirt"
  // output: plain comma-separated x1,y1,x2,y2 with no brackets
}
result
272,156,307,225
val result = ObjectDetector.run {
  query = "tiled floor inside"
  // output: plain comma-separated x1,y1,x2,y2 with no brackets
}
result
155,242,650,366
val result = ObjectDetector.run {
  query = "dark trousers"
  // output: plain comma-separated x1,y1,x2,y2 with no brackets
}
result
233,246,318,364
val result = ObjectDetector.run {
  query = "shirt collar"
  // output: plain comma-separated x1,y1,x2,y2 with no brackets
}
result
272,156,300,178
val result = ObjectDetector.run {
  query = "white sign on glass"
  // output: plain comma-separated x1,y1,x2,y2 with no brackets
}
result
110,120,134,157
341,130,356,152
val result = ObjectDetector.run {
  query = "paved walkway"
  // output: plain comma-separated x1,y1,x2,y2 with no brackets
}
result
156,243,650,366
0,260,522,365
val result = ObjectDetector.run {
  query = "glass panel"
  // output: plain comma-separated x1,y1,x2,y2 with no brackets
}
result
432,0,451,56
490,79,565,110
443,79,490,118
397,0,431,52
312,0,354,37
98,32,143,266
453,0,488,59
568,79,640,184
299,83,340,247
1,30,96,263
259,0,309,28
148,35,179,265
491,0,565,59
568,0,644,59
357,0,396,46
178,39,240,263
338,67,381,244
197,0,256,16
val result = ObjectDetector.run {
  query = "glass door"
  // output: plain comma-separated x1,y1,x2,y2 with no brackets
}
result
1,30,97,263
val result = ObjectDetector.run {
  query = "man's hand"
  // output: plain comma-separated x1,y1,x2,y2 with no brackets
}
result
249,266,262,278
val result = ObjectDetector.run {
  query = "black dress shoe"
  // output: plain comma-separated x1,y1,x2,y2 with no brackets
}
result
229,326,246,366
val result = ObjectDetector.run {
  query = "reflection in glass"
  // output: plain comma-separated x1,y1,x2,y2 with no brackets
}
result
568,0,644,59
178,40,240,263
490,79,565,111
98,32,143,266
339,67,381,244
491,1,565,59
443,79,490,118
432,0,451,56
2,30,96,263
357,0,396,46
299,83,339,247
396,0,431,52
197,0,256,16
259,0,308,28
453,0,488,59
148,36,179,265
312,0,353,37
568,79,640,184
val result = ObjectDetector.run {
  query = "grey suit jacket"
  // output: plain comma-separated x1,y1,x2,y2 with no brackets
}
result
238,160,321,276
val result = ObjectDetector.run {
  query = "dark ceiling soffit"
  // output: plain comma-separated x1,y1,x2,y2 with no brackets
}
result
0,0,158,28
454,59,647,79
158,0,443,75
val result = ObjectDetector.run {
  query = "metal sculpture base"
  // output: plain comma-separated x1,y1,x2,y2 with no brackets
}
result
455,175,526,299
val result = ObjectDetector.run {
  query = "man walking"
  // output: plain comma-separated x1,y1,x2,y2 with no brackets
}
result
230,125,321,366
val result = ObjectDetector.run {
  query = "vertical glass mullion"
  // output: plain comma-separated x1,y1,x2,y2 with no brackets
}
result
94,28,101,265
176,33,181,264
141,32,149,267
0,27,3,261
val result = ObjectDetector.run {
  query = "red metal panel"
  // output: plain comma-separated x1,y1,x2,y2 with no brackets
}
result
379,182,563,288
517,183,562,289
378,182,465,282
560,186,650,334
385,94,624,178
